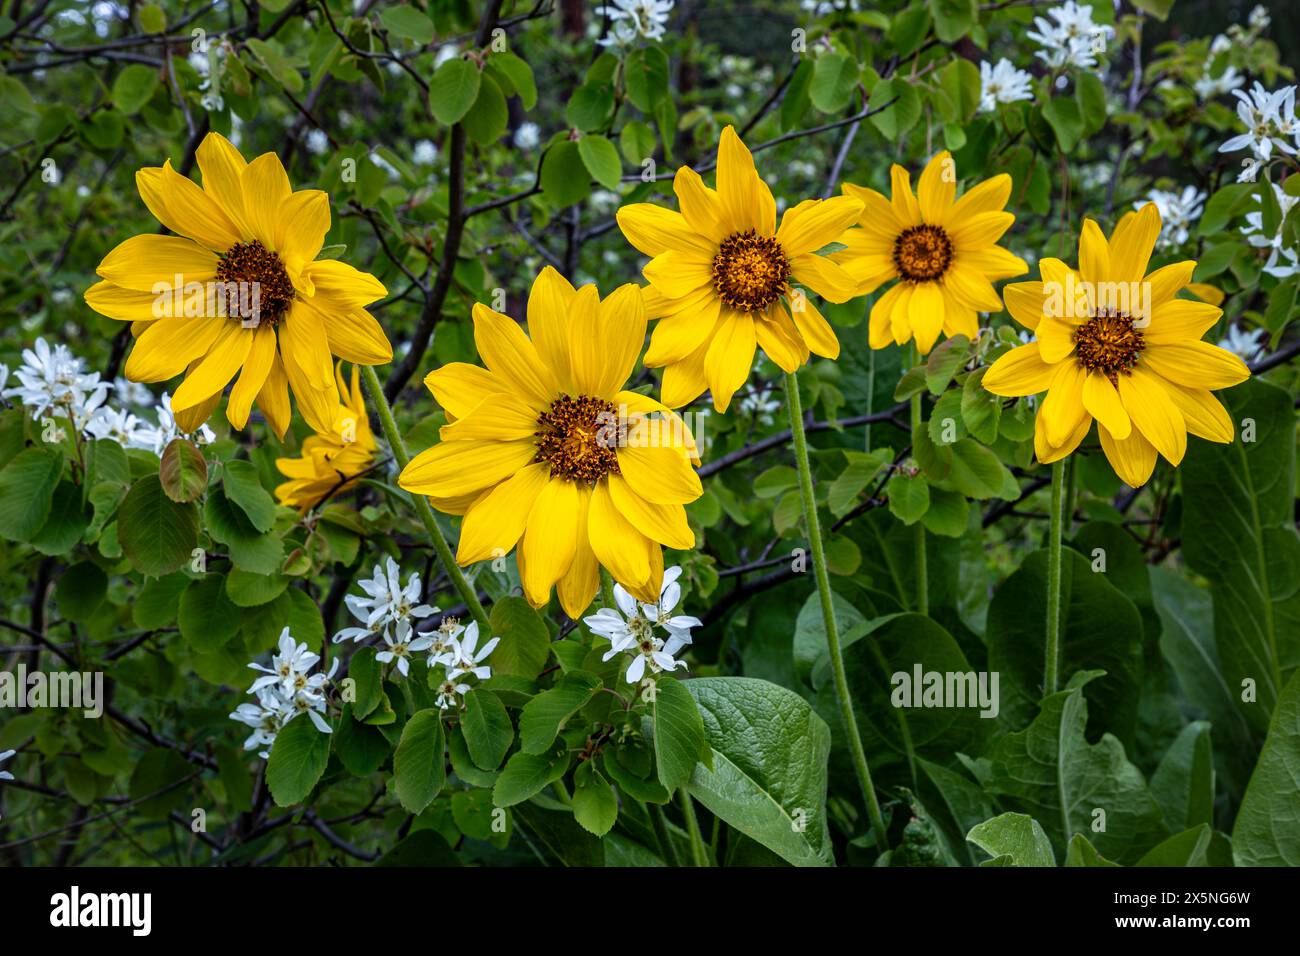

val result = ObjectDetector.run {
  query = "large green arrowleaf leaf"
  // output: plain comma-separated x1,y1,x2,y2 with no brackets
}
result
986,673,1165,864
987,549,1144,743
1181,378,1300,733
966,812,1056,866
1232,669,1300,865
684,677,834,867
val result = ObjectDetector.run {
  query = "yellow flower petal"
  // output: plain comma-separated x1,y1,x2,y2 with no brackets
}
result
557,486,599,619
755,302,808,372
659,338,711,409
1098,421,1157,487
321,308,394,365
472,302,556,409
842,182,903,234
1079,218,1110,287
1141,341,1250,389
788,294,839,359
1081,370,1130,439
1041,362,1088,446
520,477,579,606
125,315,222,382
672,165,726,242
136,161,241,252
456,462,550,564
1163,381,1234,443
526,265,577,391
776,195,863,257
97,235,218,293
948,211,1014,249
256,352,292,439
171,323,253,412
1142,299,1223,345
643,250,715,299
1117,366,1187,465
983,343,1056,396
227,323,277,429
951,173,1012,219
588,479,651,590
439,390,539,443
275,190,331,277
1145,260,1197,309
869,282,905,348
195,131,252,238
608,473,694,549
716,125,766,235
645,293,722,367
1108,201,1161,286
240,153,292,250
917,151,955,224
617,203,717,258
424,362,503,420
399,438,537,498
1003,281,1045,331
1036,317,1077,364
703,310,757,412
908,281,946,355
304,259,387,311
789,253,859,303
617,441,703,505
889,164,921,226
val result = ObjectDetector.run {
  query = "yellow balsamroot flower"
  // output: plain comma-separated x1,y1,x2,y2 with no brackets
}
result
982,203,1251,488
275,364,377,512
398,267,703,618
84,132,392,438
616,125,863,412
832,150,1028,355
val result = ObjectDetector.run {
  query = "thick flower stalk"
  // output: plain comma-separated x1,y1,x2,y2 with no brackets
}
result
85,132,392,436
982,202,1251,487
398,267,703,619
833,151,1028,355
616,125,863,411
274,363,377,511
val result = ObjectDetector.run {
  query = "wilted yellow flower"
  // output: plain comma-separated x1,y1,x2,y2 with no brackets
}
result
85,132,392,438
982,203,1251,487
275,364,377,512
398,268,702,618
616,126,863,412
832,151,1028,354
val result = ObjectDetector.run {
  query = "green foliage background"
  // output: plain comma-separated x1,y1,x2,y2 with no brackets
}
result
0,0,1298,868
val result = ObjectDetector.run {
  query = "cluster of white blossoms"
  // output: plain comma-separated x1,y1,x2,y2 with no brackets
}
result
1028,1,1114,79
330,556,498,709
1240,181,1299,278
1196,6,1273,100
978,58,1034,112
333,556,438,648
585,566,701,684
230,629,337,757
593,0,672,48
1219,82,1299,182
738,385,782,426
1140,186,1207,249
2,338,214,452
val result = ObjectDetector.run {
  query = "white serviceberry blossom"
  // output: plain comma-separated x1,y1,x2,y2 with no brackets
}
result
232,629,337,754
376,619,434,677
0,363,9,393
249,628,322,698
978,59,1034,112
1140,186,1206,249
1241,182,1300,278
584,565,699,684
426,617,466,666
1195,64,1245,101
1027,2,1113,74
412,139,438,165
434,44,459,68
738,385,782,425
0,748,14,781
1218,83,1299,165
335,556,438,645
1218,325,1267,363
134,392,216,454
513,121,540,150
111,376,152,408
434,673,473,710
594,0,673,48
1248,4,1271,31
85,405,151,447
3,337,109,424
229,688,296,758
443,621,499,680
304,129,329,155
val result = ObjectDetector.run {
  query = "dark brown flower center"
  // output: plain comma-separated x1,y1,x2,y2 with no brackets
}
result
1074,310,1145,382
215,239,295,326
893,224,953,282
534,394,621,483
712,230,790,312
